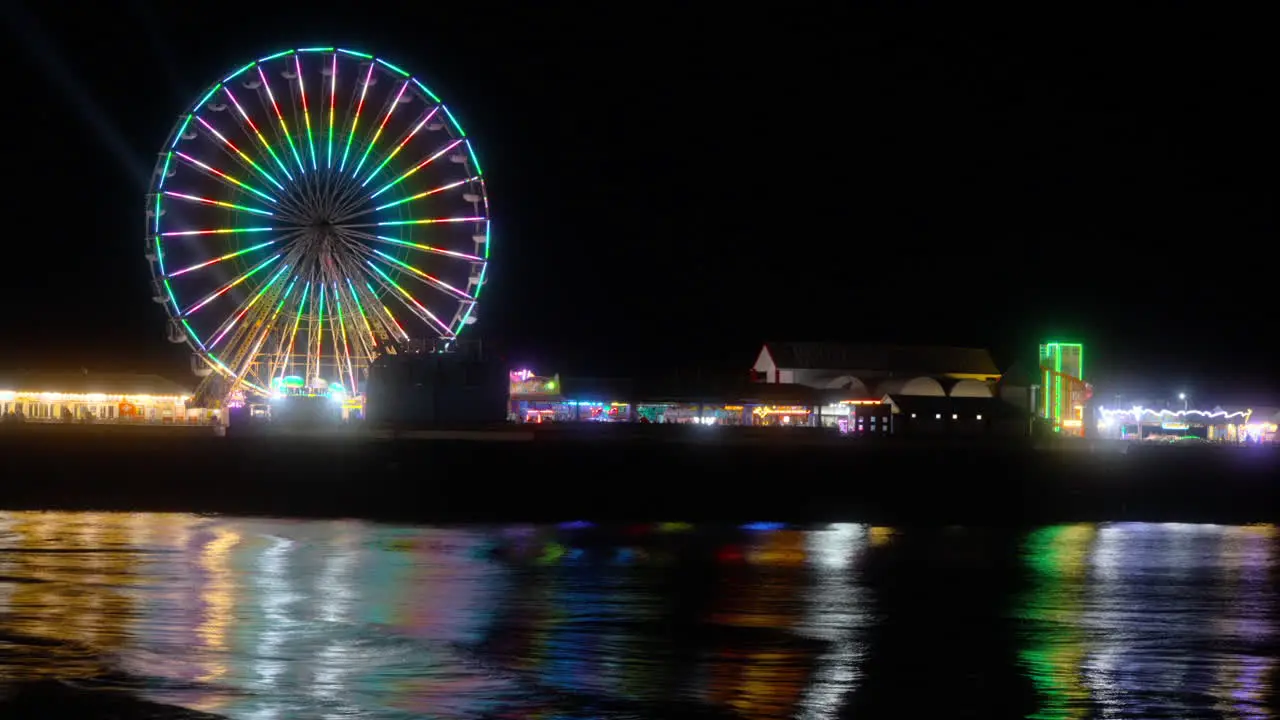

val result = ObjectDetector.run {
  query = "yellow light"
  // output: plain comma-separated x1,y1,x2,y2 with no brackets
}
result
1061,419,1083,428
0,389,190,403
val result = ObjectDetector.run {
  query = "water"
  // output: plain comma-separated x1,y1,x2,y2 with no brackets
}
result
0,513,1275,718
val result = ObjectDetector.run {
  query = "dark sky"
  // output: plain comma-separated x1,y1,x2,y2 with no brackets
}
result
0,5,1275,400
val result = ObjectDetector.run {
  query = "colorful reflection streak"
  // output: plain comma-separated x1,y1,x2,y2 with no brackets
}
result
1018,524,1097,720
1019,522,1280,719
0,512,511,717
1088,523,1278,719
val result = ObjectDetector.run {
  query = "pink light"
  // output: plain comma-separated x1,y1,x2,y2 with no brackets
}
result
510,369,534,382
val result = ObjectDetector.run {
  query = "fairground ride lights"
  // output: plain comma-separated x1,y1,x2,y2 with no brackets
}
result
1097,407,1252,421
0,390,191,403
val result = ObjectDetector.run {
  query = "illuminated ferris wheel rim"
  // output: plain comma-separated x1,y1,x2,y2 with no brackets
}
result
144,46,491,400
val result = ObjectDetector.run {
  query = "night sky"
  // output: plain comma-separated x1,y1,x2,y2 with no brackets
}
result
1,5,1274,400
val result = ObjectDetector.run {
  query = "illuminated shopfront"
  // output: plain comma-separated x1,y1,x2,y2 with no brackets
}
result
0,373,205,425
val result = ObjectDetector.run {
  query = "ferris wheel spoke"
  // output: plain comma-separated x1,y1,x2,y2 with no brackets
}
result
342,277,382,353
339,62,376,173
173,151,279,206
326,52,338,169
350,79,411,180
292,55,319,172
343,214,486,231
256,66,308,175
230,273,299,391
272,279,311,384
195,115,287,193
162,191,274,218
207,263,292,349
359,106,440,188
361,260,454,337
360,279,411,343
367,138,464,200
339,228,483,262
326,281,359,395
356,176,477,218
165,238,282,278
182,253,284,317
250,274,300,382
337,234,473,304
222,86,296,183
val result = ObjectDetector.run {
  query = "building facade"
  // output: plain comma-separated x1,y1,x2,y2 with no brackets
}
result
0,372,207,425
751,342,1002,399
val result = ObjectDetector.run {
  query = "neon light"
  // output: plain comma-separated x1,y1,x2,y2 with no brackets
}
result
196,84,221,109
223,61,255,83
372,177,473,211
370,249,471,299
167,239,278,277
297,46,335,52
210,265,289,348
195,116,285,191
345,277,377,348
327,52,336,168
465,139,483,176
170,115,193,149
1099,407,1252,421
361,107,440,186
340,61,376,172
223,87,294,182
295,55,317,171
160,227,274,237
280,282,310,382
440,105,465,137
369,235,481,261
351,80,409,179
375,216,485,227
367,138,463,199
163,191,273,217
257,66,306,174
364,262,452,335
184,253,283,316
376,58,410,77
337,48,373,59
411,78,441,103
174,151,277,205
258,50,294,62
157,152,173,189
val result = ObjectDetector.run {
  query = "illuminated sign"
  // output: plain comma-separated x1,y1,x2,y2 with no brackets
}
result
510,371,560,397
1161,422,1189,431
1061,419,1083,428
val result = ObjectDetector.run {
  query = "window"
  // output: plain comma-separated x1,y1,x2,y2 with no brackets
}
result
911,413,917,418
976,414,983,420
952,414,958,420
935,413,941,419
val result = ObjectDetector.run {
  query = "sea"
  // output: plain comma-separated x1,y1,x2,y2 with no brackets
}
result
0,512,1275,718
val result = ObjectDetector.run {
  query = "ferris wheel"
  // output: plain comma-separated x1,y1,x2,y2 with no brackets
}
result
145,47,490,405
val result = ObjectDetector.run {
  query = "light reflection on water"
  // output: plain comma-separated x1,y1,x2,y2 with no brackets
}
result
1018,522,1278,720
0,512,1275,718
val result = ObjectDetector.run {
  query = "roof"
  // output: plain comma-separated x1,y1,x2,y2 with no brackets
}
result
0,372,193,397
762,342,1000,376
883,394,1021,418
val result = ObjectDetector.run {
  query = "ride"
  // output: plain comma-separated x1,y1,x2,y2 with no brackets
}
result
145,47,490,412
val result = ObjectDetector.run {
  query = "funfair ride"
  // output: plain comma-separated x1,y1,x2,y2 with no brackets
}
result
145,47,490,411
